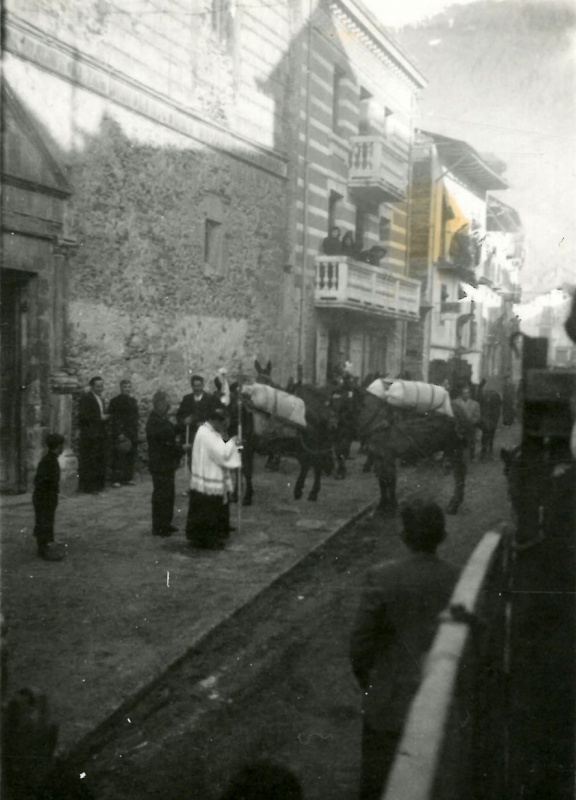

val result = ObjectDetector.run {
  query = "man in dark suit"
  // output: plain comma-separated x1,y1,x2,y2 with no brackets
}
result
78,376,110,494
176,374,221,449
146,390,187,537
350,498,459,800
109,379,139,487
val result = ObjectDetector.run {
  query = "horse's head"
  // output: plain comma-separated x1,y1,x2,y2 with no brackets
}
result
254,359,275,387
357,389,392,437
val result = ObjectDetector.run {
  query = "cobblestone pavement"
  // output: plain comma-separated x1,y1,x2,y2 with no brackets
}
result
1,426,519,758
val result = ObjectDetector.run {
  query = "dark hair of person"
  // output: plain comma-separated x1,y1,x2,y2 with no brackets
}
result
208,407,228,424
400,498,446,553
218,760,303,800
329,226,340,236
120,379,131,388
152,390,169,410
190,375,204,385
45,433,65,451
89,376,102,387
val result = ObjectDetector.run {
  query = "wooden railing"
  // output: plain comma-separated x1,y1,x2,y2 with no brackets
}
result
315,256,421,321
348,135,409,203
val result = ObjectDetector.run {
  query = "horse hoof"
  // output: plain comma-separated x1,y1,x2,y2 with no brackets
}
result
230,494,238,504
242,498,252,507
308,494,318,502
294,491,303,500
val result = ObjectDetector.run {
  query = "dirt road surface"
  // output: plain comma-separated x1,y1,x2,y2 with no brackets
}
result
2,427,519,799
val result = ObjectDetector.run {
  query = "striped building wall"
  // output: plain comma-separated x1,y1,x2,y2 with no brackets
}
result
291,0,424,383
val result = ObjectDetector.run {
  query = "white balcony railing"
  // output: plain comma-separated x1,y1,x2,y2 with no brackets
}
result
315,256,421,321
348,135,409,204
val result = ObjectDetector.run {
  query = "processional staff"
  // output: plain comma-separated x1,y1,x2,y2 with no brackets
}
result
236,360,244,538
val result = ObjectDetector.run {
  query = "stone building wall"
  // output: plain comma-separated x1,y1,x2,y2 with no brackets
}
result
3,0,293,482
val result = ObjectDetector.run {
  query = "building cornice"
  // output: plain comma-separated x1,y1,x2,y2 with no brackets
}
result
5,15,288,180
329,0,427,90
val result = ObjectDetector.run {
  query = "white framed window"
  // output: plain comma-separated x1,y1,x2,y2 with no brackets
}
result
204,219,223,272
211,0,232,45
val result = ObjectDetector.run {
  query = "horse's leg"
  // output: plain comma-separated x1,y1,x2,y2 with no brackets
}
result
335,443,346,480
363,452,374,473
447,447,466,514
488,428,495,460
308,455,321,501
374,457,396,514
294,454,308,500
480,427,488,461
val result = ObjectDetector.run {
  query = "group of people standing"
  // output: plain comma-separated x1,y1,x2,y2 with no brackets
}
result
32,372,242,559
321,226,387,266
147,374,241,548
77,377,139,494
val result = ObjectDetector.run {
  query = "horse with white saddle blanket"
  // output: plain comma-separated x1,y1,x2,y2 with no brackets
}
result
357,378,470,515
242,380,336,501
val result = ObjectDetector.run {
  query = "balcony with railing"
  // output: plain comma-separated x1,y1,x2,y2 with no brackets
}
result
348,136,408,205
315,256,421,321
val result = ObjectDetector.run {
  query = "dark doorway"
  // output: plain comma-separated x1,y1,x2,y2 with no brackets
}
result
1,270,28,493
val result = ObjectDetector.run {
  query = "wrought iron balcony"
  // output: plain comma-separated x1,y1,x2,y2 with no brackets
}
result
348,136,408,205
315,256,421,321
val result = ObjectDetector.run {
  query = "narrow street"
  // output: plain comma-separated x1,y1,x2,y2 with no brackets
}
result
63,426,518,800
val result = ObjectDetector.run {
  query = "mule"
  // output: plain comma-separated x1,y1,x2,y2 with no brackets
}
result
245,376,336,501
357,390,468,515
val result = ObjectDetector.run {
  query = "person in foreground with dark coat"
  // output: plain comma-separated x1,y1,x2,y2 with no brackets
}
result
32,433,65,560
108,379,139,487
77,376,110,494
350,498,459,800
146,390,187,537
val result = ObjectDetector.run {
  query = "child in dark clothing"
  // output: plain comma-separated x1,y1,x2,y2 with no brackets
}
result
32,434,65,560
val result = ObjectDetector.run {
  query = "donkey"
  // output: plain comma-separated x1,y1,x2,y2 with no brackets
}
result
357,389,468,515
249,361,336,500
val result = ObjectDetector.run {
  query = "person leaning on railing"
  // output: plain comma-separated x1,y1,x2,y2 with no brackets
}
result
349,498,459,800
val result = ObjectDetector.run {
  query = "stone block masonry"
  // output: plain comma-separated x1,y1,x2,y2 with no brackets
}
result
65,115,288,401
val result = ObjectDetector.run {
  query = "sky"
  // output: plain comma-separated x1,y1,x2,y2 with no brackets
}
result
364,0,485,28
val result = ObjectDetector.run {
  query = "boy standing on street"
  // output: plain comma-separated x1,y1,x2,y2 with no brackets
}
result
32,434,65,560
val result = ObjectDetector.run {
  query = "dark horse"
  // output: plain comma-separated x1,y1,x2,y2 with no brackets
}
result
357,389,468,515
246,364,336,501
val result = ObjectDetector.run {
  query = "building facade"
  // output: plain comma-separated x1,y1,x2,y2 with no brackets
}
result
482,196,524,382
406,131,509,388
289,0,426,383
2,0,297,491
